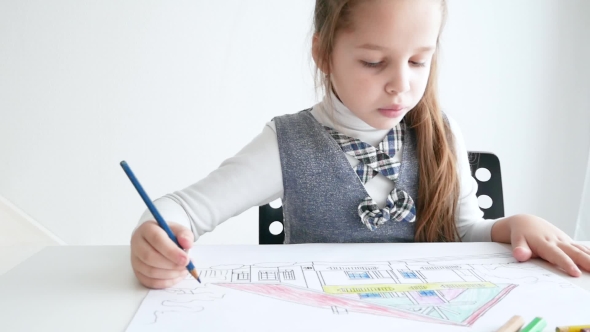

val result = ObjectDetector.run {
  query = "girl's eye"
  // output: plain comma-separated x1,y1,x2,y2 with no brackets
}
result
361,61,383,68
410,61,427,67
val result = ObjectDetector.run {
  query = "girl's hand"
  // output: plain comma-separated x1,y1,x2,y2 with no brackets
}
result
130,221,194,289
494,214,590,277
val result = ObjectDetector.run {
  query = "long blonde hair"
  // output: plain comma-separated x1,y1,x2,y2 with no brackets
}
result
313,0,460,242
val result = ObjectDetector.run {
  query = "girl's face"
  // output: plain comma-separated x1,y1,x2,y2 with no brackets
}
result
327,0,442,130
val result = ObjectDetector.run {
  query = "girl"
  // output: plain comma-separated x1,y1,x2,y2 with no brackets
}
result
130,0,590,289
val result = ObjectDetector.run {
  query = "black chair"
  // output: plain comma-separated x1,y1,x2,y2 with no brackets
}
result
259,151,504,245
467,151,505,220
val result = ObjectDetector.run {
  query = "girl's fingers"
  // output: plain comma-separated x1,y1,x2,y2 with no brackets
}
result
572,243,590,256
135,271,187,290
132,254,187,280
561,243,590,272
536,242,581,277
510,234,533,262
133,234,182,270
143,224,189,267
169,223,195,250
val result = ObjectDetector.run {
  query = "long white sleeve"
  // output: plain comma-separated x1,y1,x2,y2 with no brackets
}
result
137,123,283,239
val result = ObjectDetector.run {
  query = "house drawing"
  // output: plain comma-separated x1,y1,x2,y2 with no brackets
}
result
191,253,519,326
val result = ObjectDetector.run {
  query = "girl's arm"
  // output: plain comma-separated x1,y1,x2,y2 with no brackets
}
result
136,122,284,242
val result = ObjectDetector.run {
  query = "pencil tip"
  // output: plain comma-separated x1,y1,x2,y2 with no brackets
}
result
190,269,201,283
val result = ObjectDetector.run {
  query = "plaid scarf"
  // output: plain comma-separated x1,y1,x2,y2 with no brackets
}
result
325,122,416,230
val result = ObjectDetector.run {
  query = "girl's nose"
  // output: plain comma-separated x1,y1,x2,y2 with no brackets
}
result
385,65,410,94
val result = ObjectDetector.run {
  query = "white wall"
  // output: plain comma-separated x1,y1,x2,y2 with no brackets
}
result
1,0,589,245
572,0,590,241
576,151,590,241
0,0,316,245
439,0,590,237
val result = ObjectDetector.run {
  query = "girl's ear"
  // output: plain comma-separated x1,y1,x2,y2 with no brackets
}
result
312,34,329,74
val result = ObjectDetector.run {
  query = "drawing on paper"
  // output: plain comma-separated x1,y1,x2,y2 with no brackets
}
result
210,253,518,326
144,252,534,327
146,284,226,324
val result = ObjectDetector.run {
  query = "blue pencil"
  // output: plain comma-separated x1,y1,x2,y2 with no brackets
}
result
120,160,201,283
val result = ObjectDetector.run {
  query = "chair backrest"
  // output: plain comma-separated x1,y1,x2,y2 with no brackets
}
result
259,151,504,245
467,151,504,220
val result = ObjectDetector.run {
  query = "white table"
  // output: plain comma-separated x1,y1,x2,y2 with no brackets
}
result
1,243,589,332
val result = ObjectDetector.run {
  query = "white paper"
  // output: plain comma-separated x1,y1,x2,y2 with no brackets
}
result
125,243,590,331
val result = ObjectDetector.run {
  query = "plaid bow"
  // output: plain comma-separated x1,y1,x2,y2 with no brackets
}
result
325,123,416,230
